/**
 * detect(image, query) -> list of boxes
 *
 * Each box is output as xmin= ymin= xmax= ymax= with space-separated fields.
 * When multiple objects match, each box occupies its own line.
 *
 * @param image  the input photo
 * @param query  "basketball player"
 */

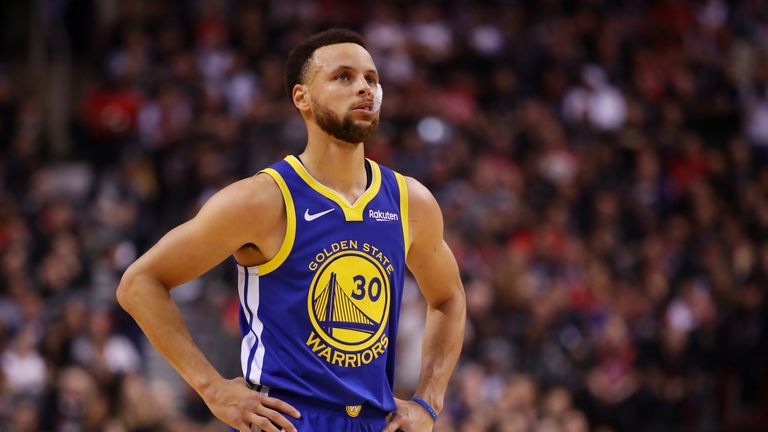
xmin=117 ymin=29 xmax=466 ymax=432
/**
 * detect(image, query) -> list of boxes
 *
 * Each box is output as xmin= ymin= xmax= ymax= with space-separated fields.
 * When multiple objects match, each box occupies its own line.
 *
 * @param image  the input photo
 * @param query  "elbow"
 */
xmin=116 ymin=265 xmax=171 ymax=313
xmin=450 ymin=286 xmax=467 ymax=328
xmin=451 ymin=282 xmax=467 ymax=310
xmin=455 ymin=288 xmax=467 ymax=324
xmin=434 ymin=285 xmax=467 ymax=319
xmin=115 ymin=268 xmax=137 ymax=312
xmin=116 ymin=266 xmax=156 ymax=313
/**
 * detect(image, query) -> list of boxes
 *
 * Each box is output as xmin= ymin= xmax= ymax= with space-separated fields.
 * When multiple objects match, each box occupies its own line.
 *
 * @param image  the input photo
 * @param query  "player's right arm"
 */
xmin=116 ymin=174 xmax=300 ymax=432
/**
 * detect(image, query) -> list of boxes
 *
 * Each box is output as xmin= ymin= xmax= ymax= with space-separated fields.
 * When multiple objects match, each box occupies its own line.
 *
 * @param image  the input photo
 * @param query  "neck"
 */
xmin=299 ymin=124 xmax=368 ymax=203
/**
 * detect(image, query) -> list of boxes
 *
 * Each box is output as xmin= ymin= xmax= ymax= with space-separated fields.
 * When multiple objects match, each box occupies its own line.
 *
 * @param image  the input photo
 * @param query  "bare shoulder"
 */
xmin=212 ymin=173 xmax=282 ymax=211
xmin=197 ymin=172 xmax=285 ymax=241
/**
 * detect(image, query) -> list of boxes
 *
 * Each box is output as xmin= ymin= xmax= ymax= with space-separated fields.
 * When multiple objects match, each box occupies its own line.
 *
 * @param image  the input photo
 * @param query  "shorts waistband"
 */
xmin=250 ymin=384 xmax=390 ymax=420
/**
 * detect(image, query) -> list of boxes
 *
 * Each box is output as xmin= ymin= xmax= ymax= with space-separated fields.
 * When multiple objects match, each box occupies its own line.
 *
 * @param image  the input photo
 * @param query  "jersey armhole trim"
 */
xmin=395 ymin=172 xmax=411 ymax=256
xmin=256 ymin=168 xmax=296 ymax=276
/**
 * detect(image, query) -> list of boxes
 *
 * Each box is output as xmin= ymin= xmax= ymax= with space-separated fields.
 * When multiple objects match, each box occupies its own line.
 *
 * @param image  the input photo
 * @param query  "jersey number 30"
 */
xmin=352 ymin=275 xmax=383 ymax=301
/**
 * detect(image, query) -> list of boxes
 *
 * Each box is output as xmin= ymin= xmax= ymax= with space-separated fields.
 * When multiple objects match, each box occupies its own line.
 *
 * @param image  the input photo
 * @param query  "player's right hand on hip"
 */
xmin=201 ymin=377 xmax=301 ymax=432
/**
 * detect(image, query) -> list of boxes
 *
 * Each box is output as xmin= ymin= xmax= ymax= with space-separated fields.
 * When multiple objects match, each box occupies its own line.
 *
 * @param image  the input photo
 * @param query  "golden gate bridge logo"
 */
xmin=307 ymin=250 xmax=390 ymax=353
xmin=313 ymin=272 xmax=378 ymax=339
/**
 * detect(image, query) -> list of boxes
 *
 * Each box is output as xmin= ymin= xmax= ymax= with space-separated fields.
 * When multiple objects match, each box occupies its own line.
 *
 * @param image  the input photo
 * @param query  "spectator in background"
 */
xmin=562 ymin=65 xmax=626 ymax=132
xmin=1 ymin=0 xmax=768 ymax=430
xmin=1 ymin=325 xmax=46 ymax=396
xmin=71 ymin=307 xmax=141 ymax=377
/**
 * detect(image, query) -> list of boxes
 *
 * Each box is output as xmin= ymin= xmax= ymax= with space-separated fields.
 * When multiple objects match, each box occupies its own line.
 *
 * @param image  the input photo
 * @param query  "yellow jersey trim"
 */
xmin=395 ymin=172 xmax=411 ymax=255
xmin=284 ymin=155 xmax=381 ymax=222
xmin=256 ymin=168 xmax=296 ymax=276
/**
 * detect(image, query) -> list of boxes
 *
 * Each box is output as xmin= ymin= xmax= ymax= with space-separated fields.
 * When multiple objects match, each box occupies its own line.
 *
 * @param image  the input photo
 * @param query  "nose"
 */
xmin=356 ymin=77 xmax=373 ymax=96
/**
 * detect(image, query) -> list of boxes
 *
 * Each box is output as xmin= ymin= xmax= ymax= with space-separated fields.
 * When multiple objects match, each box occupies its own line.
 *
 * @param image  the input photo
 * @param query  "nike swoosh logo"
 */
xmin=304 ymin=208 xmax=335 ymax=221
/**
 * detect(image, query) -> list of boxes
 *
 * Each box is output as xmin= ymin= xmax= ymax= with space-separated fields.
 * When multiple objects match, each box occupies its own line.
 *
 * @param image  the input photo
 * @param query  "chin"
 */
xmin=353 ymin=118 xmax=376 ymax=126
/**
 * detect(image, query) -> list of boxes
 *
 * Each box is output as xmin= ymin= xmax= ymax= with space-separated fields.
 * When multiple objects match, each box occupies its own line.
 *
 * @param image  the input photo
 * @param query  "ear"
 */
xmin=292 ymin=84 xmax=310 ymax=112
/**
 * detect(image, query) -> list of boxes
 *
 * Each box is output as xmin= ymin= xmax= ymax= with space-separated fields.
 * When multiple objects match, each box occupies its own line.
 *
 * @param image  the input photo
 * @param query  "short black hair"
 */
xmin=284 ymin=28 xmax=367 ymax=98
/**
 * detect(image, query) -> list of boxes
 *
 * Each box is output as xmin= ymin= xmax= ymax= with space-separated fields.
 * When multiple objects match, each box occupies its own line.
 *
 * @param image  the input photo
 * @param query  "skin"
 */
xmin=117 ymin=42 xmax=466 ymax=432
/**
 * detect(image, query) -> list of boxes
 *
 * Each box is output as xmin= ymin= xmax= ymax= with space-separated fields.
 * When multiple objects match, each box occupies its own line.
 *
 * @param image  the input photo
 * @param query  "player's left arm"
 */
xmin=383 ymin=177 xmax=466 ymax=432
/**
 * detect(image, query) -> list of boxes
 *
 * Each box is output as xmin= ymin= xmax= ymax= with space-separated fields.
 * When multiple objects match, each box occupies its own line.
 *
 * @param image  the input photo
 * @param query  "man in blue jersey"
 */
xmin=117 ymin=28 xmax=466 ymax=432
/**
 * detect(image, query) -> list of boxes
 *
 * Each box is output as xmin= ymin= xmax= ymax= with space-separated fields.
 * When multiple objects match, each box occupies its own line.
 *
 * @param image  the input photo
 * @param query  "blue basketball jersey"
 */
xmin=236 ymin=155 xmax=410 ymax=418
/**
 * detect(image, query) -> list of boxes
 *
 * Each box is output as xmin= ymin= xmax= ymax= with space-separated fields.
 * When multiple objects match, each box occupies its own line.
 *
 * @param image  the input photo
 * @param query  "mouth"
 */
xmin=352 ymin=101 xmax=375 ymax=112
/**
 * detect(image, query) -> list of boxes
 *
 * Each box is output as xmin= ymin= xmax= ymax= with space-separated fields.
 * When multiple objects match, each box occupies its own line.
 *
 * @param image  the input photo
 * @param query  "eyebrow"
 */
xmin=330 ymin=65 xmax=379 ymax=77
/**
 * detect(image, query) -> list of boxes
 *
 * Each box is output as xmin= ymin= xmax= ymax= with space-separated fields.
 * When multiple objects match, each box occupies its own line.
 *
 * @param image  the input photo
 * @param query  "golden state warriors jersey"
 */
xmin=237 ymin=155 xmax=409 ymax=414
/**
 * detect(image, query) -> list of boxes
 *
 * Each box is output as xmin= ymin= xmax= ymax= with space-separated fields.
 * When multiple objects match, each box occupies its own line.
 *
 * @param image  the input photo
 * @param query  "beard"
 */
xmin=312 ymin=99 xmax=379 ymax=144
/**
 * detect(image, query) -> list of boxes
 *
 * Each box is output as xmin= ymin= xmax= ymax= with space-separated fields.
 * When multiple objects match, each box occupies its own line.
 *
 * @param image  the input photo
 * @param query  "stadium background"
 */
xmin=1 ymin=0 xmax=767 ymax=430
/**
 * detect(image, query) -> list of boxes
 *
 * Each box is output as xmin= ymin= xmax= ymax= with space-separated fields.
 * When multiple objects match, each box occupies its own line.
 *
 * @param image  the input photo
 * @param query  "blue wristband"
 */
xmin=410 ymin=396 xmax=438 ymax=423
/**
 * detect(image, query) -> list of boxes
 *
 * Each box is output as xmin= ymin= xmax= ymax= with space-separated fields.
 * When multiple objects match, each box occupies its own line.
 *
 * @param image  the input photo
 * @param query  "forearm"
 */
xmin=116 ymin=271 xmax=222 ymax=396
xmin=413 ymin=290 xmax=466 ymax=413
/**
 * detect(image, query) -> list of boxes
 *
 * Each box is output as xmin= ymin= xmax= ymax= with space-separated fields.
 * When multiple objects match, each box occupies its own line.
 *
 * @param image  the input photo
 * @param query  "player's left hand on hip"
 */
xmin=381 ymin=398 xmax=435 ymax=432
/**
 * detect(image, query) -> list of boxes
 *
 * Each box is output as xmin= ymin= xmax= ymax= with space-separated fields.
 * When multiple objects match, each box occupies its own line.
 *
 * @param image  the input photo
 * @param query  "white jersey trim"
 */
xmin=238 ymin=265 xmax=266 ymax=385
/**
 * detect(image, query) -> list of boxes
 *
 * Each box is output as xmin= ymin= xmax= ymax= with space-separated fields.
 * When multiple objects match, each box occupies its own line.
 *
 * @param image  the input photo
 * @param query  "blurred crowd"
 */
xmin=1 ymin=0 xmax=768 ymax=431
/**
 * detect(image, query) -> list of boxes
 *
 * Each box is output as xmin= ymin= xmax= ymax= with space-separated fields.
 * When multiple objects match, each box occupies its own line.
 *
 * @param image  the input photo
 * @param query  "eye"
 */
xmin=366 ymin=76 xmax=376 ymax=85
xmin=337 ymin=73 xmax=349 ymax=81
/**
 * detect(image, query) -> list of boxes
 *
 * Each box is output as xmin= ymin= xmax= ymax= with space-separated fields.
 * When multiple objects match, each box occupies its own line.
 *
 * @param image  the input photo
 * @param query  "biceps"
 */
xmin=407 ymin=240 xmax=462 ymax=306
xmin=131 ymin=218 xmax=241 ymax=289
